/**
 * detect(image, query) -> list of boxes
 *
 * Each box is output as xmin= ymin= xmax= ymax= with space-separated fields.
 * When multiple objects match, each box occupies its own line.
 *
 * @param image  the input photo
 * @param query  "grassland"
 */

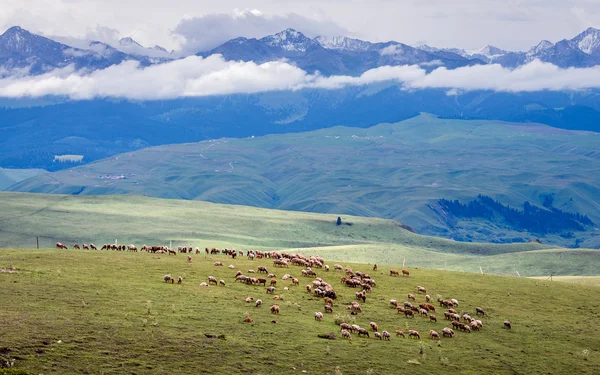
xmin=9 ymin=114 xmax=600 ymax=247
xmin=0 ymin=249 xmax=598 ymax=375
xmin=1 ymin=192 xmax=599 ymax=276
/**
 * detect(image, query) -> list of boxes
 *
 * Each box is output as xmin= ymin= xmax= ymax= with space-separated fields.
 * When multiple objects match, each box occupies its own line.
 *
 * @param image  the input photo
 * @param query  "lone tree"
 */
xmin=336 ymin=217 xmax=342 ymax=226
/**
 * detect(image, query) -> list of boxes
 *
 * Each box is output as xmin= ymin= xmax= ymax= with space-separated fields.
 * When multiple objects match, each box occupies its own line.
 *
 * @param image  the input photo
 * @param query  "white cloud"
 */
xmin=173 ymin=9 xmax=350 ymax=55
xmin=380 ymin=45 xmax=402 ymax=56
xmin=1 ymin=57 xmax=600 ymax=100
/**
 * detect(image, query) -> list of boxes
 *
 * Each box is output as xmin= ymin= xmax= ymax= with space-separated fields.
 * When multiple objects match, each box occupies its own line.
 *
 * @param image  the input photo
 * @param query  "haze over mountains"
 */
xmin=3 ymin=25 xmax=600 ymax=75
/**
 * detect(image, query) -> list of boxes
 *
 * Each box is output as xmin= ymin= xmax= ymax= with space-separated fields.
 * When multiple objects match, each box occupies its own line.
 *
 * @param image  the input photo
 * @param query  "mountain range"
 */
xmin=3 ymin=25 xmax=600 ymax=76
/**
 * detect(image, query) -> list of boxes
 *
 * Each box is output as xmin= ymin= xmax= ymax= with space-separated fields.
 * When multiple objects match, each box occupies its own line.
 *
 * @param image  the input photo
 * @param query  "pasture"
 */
xmin=0 ymin=248 xmax=599 ymax=374
xmin=3 ymin=192 xmax=600 ymax=276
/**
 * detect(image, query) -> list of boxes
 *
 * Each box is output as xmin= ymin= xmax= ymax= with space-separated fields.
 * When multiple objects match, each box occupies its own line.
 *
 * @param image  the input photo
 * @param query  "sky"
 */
xmin=1 ymin=0 xmax=600 ymax=54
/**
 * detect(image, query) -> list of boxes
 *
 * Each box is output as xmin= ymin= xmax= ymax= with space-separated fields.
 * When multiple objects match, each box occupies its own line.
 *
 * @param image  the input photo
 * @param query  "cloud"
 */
xmin=173 ymin=9 xmax=351 ymax=55
xmin=1 ymin=57 xmax=600 ymax=100
xmin=379 ymin=45 xmax=402 ymax=56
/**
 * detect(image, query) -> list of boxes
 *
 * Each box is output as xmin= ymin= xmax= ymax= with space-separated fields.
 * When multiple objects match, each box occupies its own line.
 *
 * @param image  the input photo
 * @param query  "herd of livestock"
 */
xmin=70 ymin=242 xmax=517 ymax=342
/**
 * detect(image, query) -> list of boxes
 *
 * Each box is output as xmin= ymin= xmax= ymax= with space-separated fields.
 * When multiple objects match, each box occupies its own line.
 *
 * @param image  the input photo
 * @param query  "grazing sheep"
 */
xmin=163 ymin=275 xmax=172 ymax=283
xmin=390 ymin=299 xmax=398 ymax=308
xmin=306 ymin=285 xmax=312 ymax=293
xmin=370 ymin=322 xmax=379 ymax=332
xmin=417 ymin=286 xmax=426 ymax=293
xmin=229 ymin=265 xmax=235 ymax=269
xmin=245 ymin=297 xmax=254 ymax=303
xmin=476 ymin=307 xmax=485 ymax=316
xmin=374 ymin=332 xmax=383 ymax=340
xmin=199 ymin=282 xmax=209 ymax=287
xmin=464 ymin=325 xmax=471 ymax=333
xmin=243 ymin=317 xmax=253 ymax=323
xmin=470 ymin=321 xmax=481 ymax=331
xmin=187 ymin=255 xmax=192 ymax=263
xmin=429 ymin=314 xmax=437 ymax=323
xmin=442 ymin=327 xmax=455 ymax=338
xmin=390 ymin=269 xmax=400 ymax=276
xmin=214 ymin=261 xmax=223 ymax=266
xmin=270 ymin=278 xmax=277 ymax=286
xmin=408 ymin=293 xmax=416 ymax=301
xmin=73 ymin=243 xmax=80 ymax=249
xmin=314 ymin=312 xmax=324 ymax=321
xmin=504 ymin=320 xmax=512 ymax=329
xmin=248 ymin=269 xmax=255 ymax=274
xmin=404 ymin=310 xmax=414 ymax=318
xmin=450 ymin=298 xmax=459 ymax=306
xmin=357 ymin=328 xmax=370 ymax=338
xmin=177 ymin=276 xmax=183 ymax=284
xmin=395 ymin=330 xmax=406 ymax=338
xmin=351 ymin=324 xmax=361 ymax=333
xmin=219 ymin=280 xmax=226 ymax=286
xmin=270 ymin=304 xmax=280 ymax=314
xmin=419 ymin=308 xmax=428 ymax=317
xmin=255 ymin=299 xmax=263 ymax=307
xmin=341 ymin=329 xmax=352 ymax=340
xmin=429 ymin=330 xmax=440 ymax=339
xmin=324 ymin=265 xmax=330 ymax=271
xmin=402 ymin=269 xmax=409 ymax=277
xmin=292 ymin=278 xmax=300 ymax=286
xmin=266 ymin=286 xmax=275 ymax=294
xmin=208 ymin=276 xmax=218 ymax=285
xmin=340 ymin=323 xmax=352 ymax=331
xmin=324 ymin=297 xmax=334 ymax=306
xmin=463 ymin=314 xmax=473 ymax=323
xmin=90 ymin=243 xmax=97 ymax=250
xmin=324 ymin=305 xmax=333 ymax=313
xmin=408 ymin=330 xmax=420 ymax=339
xmin=373 ymin=264 xmax=378 ymax=271
xmin=425 ymin=294 xmax=431 ymax=302
xmin=382 ymin=331 xmax=391 ymax=341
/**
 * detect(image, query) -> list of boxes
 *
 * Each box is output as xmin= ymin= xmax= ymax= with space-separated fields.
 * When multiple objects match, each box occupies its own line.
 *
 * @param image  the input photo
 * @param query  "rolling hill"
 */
xmin=9 ymin=115 xmax=600 ymax=248
xmin=1 ymin=192 xmax=599 ymax=276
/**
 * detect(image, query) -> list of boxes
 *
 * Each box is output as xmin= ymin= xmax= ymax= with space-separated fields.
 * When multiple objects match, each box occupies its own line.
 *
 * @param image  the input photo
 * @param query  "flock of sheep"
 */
xmin=154 ymin=247 xmax=512 ymax=342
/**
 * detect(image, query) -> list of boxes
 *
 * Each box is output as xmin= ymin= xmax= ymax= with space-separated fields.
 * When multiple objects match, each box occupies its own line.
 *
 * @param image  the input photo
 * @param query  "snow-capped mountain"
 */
xmin=260 ymin=28 xmax=318 ymax=52
xmin=118 ymin=37 xmax=172 ymax=58
xmin=314 ymin=36 xmax=373 ymax=52
xmin=571 ymin=27 xmax=600 ymax=55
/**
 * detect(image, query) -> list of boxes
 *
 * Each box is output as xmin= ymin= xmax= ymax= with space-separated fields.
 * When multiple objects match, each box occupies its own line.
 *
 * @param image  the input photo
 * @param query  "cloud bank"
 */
xmin=1 ymin=57 xmax=600 ymax=100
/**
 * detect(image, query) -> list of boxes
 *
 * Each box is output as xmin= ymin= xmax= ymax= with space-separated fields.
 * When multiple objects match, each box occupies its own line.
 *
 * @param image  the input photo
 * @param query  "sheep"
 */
xmin=324 ymin=265 xmax=330 ymax=271
xmin=417 ymin=286 xmax=426 ymax=293
xmin=419 ymin=308 xmax=429 ymax=317
xmin=214 ymin=261 xmax=223 ymax=266
xmin=470 ymin=321 xmax=481 ymax=331
xmin=341 ymin=329 xmax=352 ymax=340
xmin=357 ymin=328 xmax=370 ymax=338
xmin=324 ymin=297 xmax=334 ymax=306
xmin=266 ymin=286 xmax=275 ymax=294
xmin=402 ymin=269 xmax=410 ymax=276
xmin=219 ymin=280 xmax=226 ymax=286
xmin=248 ymin=269 xmax=255 ymax=273
xmin=243 ymin=317 xmax=253 ymax=323
xmin=382 ymin=331 xmax=391 ymax=341
xmin=408 ymin=293 xmax=416 ymax=301
xmin=504 ymin=320 xmax=512 ymax=329
xmin=374 ymin=332 xmax=383 ymax=340
xmin=245 ymin=296 xmax=254 ymax=303
xmin=373 ymin=264 xmax=378 ymax=271
xmin=429 ymin=330 xmax=440 ymax=339
xmin=463 ymin=314 xmax=473 ymax=323
xmin=270 ymin=304 xmax=280 ymax=314
xmin=177 ymin=276 xmax=183 ymax=284
xmin=208 ymin=276 xmax=218 ymax=285
xmin=270 ymin=278 xmax=277 ymax=286
xmin=229 ymin=265 xmax=235 ymax=269
xmin=314 ymin=312 xmax=324 ymax=321
xmin=292 ymin=278 xmax=300 ymax=286
xmin=199 ymin=282 xmax=209 ymax=287
xmin=340 ymin=323 xmax=352 ymax=331
xmin=369 ymin=322 xmax=379 ymax=332
xmin=404 ymin=301 xmax=413 ymax=309
xmin=442 ymin=327 xmax=455 ymax=338
xmin=163 ymin=274 xmax=172 ymax=283
xmin=425 ymin=294 xmax=431 ymax=302
xmin=255 ymin=299 xmax=263 ymax=307
xmin=390 ymin=269 xmax=399 ymax=276
xmin=324 ymin=305 xmax=333 ymax=313
xmin=395 ymin=330 xmax=406 ymax=338
xmin=351 ymin=324 xmax=361 ymax=333
xmin=408 ymin=330 xmax=420 ymax=339
xmin=187 ymin=255 xmax=192 ymax=263
xmin=429 ymin=314 xmax=437 ymax=323
xmin=404 ymin=310 xmax=414 ymax=318
xmin=476 ymin=307 xmax=485 ymax=316
xmin=450 ymin=298 xmax=459 ymax=306
xmin=390 ymin=299 xmax=398 ymax=308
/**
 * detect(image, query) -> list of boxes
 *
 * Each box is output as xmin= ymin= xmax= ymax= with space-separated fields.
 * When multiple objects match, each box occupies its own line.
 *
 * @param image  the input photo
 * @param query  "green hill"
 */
xmin=1 ymin=192 xmax=599 ymax=276
xmin=0 ymin=167 xmax=45 ymax=190
xmin=0 ymin=249 xmax=598 ymax=374
xmin=8 ymin=114 xmax=600 ymax=247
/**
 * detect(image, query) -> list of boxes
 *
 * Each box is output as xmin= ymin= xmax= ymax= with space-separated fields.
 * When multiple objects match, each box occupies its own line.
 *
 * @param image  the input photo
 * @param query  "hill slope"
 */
xmin=10 ymin=115 xmax=600 ymax=248
xmin=1 ymin=192 xmax=599 ymax=276
xmin=0 ymin=249 xmax=599 ymax=374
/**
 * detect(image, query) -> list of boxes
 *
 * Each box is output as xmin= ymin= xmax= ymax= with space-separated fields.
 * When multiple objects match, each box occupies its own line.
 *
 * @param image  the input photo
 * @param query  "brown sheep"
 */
xmin=408 ymin=293 xmax=416 ymax=301
xmin=404 ymin=310 xmax=414 ymax=319
xmin=341 ymin=329 xmax=352 ymax=340
xmin=324 ymin=305 xmax=333 ymax=313
xmin=340 ymin=323 xmax=352 ymax=331
xmin=390 ymin=269 xmax=400 ymax=276
xmin=270 ymin=278 xmax=277 ymax=286
xmin=390 ymin=299 xmax=398 ymax=308
xmin=408 ymin=330 xmax=420 ymax=339
xmin=256 ymin=278 xmax=267 ymax=286
xmin=90 ymin=243 xmax=97 ymax=250
xmin=504 ymin=320 xmax=512 ymax=329
xmin=214 ymin=261 xmax=223 ymax=266
xmin=243 ymin=317 xmax=253 ymax=323
xmin=270 ymin=304 xmax=280 ymax=314
xmin=369 ymin=322 xmax=379 ymax=332
xmin=442 ymin=327 xmax=455 ymax=338
xmin=82 ymin=244 xmax=89 ymax=250
xmin=324 ymin=297 xmax=334 ymax=306
xmin=357 ymin=328 xmax=370 ymax=338
xmin=429 ymin=314 xmax=437 ymax=323
xmin=476 ymin=307 xmax=485 ymax=316
xmin=305 ymin=284 xmax=312 ymax=293
xmin=402 ymin=269 xmax=410 ymax=277
xmin=73 ymin=244 xmax=80 ymax=249
xmin=395 ymin=330 xmax=406 ymax=338
xmin=429 ymin=330 xmax=440 ymax=339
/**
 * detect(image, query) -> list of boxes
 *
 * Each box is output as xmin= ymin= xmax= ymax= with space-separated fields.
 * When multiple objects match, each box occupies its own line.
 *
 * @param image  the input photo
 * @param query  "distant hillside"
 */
xmin=3 ymin=192 xmax=599 ymax=277
xmin=0 ymin=167 xmax=45 ymax=190
xmin=9 ymin=115 xmax=600 ymax=248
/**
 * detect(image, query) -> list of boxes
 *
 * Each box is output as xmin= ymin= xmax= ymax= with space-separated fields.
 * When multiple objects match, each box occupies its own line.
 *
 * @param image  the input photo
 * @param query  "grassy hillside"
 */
xmin=0 ymin=249 xmax=598 ymax=374
xmin=9 ymin=114 xmax=600 ymax=248
xmin=1 ymin=192 xmax=599 ymax=276
xmin=0 ymin=167 xmax=44 ymax=190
